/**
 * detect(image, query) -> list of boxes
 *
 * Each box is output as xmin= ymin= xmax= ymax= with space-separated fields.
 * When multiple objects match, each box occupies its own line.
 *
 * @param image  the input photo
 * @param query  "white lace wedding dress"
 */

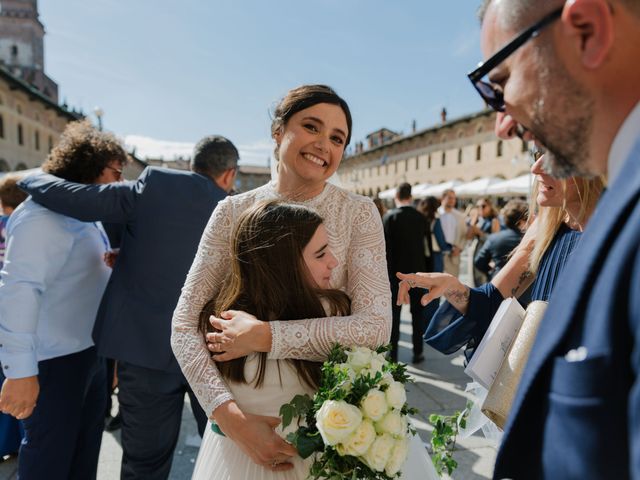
xmin=191 ymin=355 xmax=439 ymax=480
xmin=173 ymin=182 xmax=437 ymax=479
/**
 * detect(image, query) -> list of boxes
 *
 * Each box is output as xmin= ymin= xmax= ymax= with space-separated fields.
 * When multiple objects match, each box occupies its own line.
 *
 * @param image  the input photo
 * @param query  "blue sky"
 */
xmin=39 ymin=1 xmax=485 ymax=164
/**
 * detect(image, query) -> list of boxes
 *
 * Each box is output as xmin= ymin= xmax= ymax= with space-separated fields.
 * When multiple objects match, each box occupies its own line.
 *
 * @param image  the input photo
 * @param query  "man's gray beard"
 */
xmin=530 ymin=45 xmax=595 ymax=179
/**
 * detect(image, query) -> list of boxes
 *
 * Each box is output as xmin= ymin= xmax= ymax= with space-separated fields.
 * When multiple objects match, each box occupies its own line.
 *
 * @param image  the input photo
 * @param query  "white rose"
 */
xmin=360 ymin=389 xmax=388 ymax=421
xmin=375 ymin=411 xmax=406 ymax=437
xmin=315 ymin=400 xmax=362 ymax=446
xmin=335 ymin=419 xmax=376 ymax=457
xmin=363 ymin=433 xmax=395 ymax=472
xmin=385 ymin=438 xmax=410 ymax=476
xmin=347 ymin=347 xmax=373 ymax=372
xmin=385 ymin=381 xmax=407 ymax=410
xmin=368 ymin=352 xmax=387 ymax=375
xmin=380 ymin=372 xmax=394 ymax=386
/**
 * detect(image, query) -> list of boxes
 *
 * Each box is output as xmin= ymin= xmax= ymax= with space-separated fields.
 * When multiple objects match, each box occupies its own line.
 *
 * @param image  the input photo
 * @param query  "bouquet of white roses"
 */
xmin=279 ymin=344 xmax=418 ymax=479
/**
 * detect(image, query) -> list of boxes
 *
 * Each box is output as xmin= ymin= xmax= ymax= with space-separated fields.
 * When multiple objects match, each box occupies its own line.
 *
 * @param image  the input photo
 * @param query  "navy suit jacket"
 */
xmin=494 ymin=139 xmax=640 ymax=478
xmin=19 ymin=167 xmax=228 ymax=373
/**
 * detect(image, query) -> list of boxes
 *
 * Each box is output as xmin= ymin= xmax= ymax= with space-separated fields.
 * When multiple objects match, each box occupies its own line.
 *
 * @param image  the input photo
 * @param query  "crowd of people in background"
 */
xmin=0 ymin=0 xmax=638 ymax=479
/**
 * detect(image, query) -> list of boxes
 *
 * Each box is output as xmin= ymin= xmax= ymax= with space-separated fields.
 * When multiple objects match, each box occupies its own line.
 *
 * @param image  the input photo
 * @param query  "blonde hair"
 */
xmin=528 ymin=176 xmax=604 ymax=273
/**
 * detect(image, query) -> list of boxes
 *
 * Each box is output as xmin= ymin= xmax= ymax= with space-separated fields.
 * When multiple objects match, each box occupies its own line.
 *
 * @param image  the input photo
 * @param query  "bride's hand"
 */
xmin=213 ymin=400 xmax=297 ymax=471
xmin=396 ymin=271 xmax=471 ymax=314
xmin=206 ymin=310 xmax=272 ymax=361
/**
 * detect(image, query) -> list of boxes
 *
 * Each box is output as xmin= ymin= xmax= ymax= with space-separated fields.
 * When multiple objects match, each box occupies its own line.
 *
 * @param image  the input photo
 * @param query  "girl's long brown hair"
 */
xmin=199 ymin=200 xmax=350 ymax=389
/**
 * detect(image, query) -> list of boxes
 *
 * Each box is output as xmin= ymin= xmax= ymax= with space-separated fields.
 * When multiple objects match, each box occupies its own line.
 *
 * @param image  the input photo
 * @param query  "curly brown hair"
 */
xmin=42 ymin=120 xmax=128 ymax=183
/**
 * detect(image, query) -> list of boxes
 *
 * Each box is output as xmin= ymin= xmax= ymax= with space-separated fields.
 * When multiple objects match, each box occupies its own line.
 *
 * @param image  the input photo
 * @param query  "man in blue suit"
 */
xmin=19 ymin=135 xmax=239 ymax=479
xmin=470 ymin=0 xmax=640 ymax=478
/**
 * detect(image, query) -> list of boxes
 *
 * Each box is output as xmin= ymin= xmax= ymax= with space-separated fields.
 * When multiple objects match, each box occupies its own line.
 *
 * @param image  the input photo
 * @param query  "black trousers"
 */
xmin=117 ymin=361 xmax=208 ymax=480
xmin=390 ymin=280 xmax=427 ymax=361
xmin=19 ymin=347 xmax=107 ymax=480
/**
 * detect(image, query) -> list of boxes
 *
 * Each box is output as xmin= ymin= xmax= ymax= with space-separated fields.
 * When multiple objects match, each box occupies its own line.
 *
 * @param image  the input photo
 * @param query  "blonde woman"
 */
xmin=396 ymin=154 xmax=604 ymax=358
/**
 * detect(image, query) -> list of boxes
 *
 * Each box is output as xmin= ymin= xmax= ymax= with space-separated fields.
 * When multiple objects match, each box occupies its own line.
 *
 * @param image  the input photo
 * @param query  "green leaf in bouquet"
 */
xmin=327 ymin=343 xmax=348 ymax=364
xmin=279 ymin=394 xmax=314 ymax=428
xmin=287 ymin=427 xmax=325 ymax=459
xmin=280 ymin=403 xmax=295 ymax=429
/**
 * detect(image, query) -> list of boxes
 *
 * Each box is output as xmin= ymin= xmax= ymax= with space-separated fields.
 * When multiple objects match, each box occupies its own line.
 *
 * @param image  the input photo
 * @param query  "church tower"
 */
xmin=0 ymin=0 xmax=58 ymax=102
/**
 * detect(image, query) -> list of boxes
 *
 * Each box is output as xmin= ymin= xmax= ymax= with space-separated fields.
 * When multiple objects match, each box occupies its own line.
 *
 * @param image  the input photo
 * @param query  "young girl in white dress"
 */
xmin=191 ymin=201 xmax=437 ymax=480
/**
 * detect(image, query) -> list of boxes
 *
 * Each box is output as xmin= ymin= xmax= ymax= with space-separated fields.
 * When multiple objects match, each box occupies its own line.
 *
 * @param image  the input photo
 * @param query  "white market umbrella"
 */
xmin=378 ymin=187 xmax=396 ymax=200
xmin=486 ymin=174 xmax=533 ymax=196
xmin=411 ymin=182 xmax=433 ymax=199
xmin=421 ymin=180 xmax=462 ymax=198
xmin=454 ymin=177 xmax=504 ymax=197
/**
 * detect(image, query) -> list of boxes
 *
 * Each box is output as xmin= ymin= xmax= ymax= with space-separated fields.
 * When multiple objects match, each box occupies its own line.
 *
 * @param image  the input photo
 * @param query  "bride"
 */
xmin=171 ymin=85 xmax=436 ymax=478
xmin=191 ymin=200 xmax=436 ymax=479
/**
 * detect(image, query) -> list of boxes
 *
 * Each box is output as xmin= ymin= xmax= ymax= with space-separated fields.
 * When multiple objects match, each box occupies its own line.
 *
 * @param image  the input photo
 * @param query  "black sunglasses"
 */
xmin=467 ymin=7 xmax=563 ymax=112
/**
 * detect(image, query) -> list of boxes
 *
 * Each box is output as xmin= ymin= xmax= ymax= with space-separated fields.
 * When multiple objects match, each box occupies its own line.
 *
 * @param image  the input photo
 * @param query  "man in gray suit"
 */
xmin=19 ymin=135 xmax=239 ymax=479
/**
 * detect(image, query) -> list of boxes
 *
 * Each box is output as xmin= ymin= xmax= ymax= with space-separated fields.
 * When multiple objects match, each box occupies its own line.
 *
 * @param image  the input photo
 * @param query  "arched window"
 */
xmin=457 ymin=149 xmax=463 ymax=164
xmin=15 ymin=162 xmax=27 ymax=171
xmin=17 ymin=124 xmax=24 ymax=146
xmin=497 ymin=140 xmax=503 ymax=157
xmin=48 ymin=135 xmax=54 ymax=152
xmin=415 ymin=157 xmax=419 ymax=170
xmin=476 ymin=145 xmax=482 ymax=161
xmin=428 ymin=155 xmax=432 ymax=169
xmin=35 ymin=130 xmax=40 ymax=150
xmin=441 ymin=151 xmax=446 ymax=166
xmin=0 ymin=159 xmax=9 ymax=172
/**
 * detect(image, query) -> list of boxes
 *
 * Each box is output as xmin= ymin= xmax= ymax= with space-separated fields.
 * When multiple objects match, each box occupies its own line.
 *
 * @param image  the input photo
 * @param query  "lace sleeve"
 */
xmin=269 ymin=200 xmax=392 ymax=361
xmin=171 ymin=199 xmax=235 ymax=417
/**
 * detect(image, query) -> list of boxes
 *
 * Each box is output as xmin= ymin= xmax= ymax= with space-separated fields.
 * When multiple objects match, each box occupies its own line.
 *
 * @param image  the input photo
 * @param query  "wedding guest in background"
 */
xmin=474 ymin=199 xmax=528 ymax=279
xmin=465 ymin=0 xmax=640 ymax=477
xmin=384 ymin=182 xmax=428 ymax=363
xmin=0 ymin=120 xmax=127 ymax=479
xmin=467 ymin=197 xmax=502 ymax=285
xmin=437 ymin=189 xmax=466 ymax=277
xmin=0 ymin=173 xmax=28 ymax=460
xmin=416 ymin=196 xmax=450 ymax=324
xmin=18 ymin=135 xmax=239 ymax=479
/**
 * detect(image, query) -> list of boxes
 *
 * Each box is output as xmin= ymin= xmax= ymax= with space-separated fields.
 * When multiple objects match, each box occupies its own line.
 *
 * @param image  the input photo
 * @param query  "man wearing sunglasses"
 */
xmin=471 ymin=0 xmax=640 ymax=478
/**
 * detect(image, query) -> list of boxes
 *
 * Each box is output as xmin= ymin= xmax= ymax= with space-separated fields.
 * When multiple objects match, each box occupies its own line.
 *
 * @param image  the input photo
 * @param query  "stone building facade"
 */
xmin=338 ymin=109 xmax=532 ymax=197
xmin=0 ymin=0 xmax=81 ymax=172
xmin=0 ymin=67 xmax=80 ymax=171
xmin=0 ymin=0 xmax=58 ymax=101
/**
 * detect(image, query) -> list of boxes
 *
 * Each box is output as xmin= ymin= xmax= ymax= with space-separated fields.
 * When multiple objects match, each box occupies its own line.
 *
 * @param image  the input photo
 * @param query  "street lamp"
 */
xmin=94 ymin=106 xmax=104 ymax=131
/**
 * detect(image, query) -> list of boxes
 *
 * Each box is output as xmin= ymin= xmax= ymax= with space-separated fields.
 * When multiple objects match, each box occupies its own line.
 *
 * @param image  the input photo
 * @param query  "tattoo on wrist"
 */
xmin=511 ymin=270 xmax=533 ymax=297
xmin=445 ymin=287 xmax=470 ymax=308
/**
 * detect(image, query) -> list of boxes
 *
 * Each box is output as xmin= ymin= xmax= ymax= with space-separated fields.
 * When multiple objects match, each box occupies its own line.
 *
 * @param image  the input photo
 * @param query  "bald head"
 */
xmin=479 ymin=0 xmax=640 ymax=30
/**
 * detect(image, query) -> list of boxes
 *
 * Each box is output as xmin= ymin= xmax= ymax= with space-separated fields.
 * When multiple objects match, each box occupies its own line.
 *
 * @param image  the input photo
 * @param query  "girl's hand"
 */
xmin=206 ymin=310 xmax=272 ymax=361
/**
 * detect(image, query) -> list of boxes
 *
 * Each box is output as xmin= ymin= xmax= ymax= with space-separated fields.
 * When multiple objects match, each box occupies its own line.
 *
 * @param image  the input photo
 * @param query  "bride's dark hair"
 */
xmin=199 ymin=200 xmax=350 ymax=389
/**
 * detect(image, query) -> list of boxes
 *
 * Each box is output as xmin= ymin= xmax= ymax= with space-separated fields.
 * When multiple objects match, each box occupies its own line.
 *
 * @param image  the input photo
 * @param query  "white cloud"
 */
xmin=123 ymin=135 xmax=272 ymax=166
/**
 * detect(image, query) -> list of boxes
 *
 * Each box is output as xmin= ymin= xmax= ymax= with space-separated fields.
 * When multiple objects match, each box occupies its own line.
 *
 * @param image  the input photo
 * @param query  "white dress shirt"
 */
xmin=609 ymin=101 xmax=640 ymax=184
xmin=0 ymin=199 xmax=111 ymax=378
